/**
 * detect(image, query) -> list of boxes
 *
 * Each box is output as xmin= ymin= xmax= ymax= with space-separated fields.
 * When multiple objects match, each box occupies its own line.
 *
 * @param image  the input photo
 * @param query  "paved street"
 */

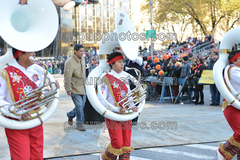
xmin=0 ymin=74 xmax=233 ymax=160
xmin=46 ymin=142 xmax=239 ymax=160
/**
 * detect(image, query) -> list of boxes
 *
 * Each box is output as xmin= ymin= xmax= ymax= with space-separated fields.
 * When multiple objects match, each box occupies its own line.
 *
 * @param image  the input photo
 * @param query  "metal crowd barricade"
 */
xmin=174 ymin=78 xmax=192 ymax=104
xmin=144 ymin=75 xmax=209 ymax=104
xmin=144 ymin=76 xmax=175 ymax=103
xmin=159 ymin=77 xmax=175 ymax=103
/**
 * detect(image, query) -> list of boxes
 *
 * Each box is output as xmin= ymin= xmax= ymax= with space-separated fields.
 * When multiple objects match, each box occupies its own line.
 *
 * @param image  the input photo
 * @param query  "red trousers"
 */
xmin=105 ymin=118 xmax=132 ymax=149
xmin=224 ymin=105 xmax=240 ymax=143
xmin=5 ymin=124 xmax=44 ymax=160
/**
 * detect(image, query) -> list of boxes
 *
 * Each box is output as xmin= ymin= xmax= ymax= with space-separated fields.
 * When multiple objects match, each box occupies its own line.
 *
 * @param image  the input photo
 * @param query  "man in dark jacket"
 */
xmin=206 ymin=51 xmax=220 ymax=106
xmin=179 ymin=56 xmax=191 ymax=95
xmin=180 ymin=56 xmax=191 ymax=78
xmin=124 ymin=56 xmax=145 ymax=124
xmin=125 ymin=57 xmax=146 ymax=79
xmin=162 ymin=56 xmax=170 ymax=76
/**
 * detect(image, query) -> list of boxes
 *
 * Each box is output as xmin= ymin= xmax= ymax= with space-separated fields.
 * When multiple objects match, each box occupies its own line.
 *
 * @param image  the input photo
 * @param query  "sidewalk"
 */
xmin=0 ymin=75 xmax=231 ymax=159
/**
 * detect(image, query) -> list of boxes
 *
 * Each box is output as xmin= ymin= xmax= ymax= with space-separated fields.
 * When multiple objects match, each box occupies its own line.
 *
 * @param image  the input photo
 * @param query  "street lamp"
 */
xmin=150 ymin=0 xmax=153 ymax=58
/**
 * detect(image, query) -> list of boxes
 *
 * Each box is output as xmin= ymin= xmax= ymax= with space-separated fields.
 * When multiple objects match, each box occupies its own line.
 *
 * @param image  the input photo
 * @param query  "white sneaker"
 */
xmin=216 ymin=149 xmax=226 ymax=160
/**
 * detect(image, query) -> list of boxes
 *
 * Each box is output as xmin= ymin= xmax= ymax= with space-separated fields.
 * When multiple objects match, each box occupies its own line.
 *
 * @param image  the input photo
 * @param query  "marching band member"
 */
xmin=0 ymin=48 xmax=44 ymax=160
xmin=97 ymin=52 xmax=138 ymax=160
xmin=217 ymin=50 xmax=240 ymax=160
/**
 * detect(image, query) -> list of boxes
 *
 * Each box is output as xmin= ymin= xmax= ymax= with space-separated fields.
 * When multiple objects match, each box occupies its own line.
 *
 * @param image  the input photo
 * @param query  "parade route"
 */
xmin=0 ymin=75 xmax=232 ymax=159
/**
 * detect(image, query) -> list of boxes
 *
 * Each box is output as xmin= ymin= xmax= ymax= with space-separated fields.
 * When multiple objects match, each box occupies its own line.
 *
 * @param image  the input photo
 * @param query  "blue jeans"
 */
xmin=67 ymin=94 xmax=86 ymax=126
xmin=210 ymin=84 xmax=220 ymax=104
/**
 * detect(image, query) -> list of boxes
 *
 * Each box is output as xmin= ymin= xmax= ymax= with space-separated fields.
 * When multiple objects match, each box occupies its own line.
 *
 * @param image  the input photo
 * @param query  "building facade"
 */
xmin=72 ymin=0 xmax=132 ymax=49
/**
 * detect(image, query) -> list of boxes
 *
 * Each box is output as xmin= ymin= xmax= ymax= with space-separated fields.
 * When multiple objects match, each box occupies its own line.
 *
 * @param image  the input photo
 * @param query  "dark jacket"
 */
xmin=124 ymin=59 xmax=146 ymax=78
xmin=180 ymin=60 xmax=191 ymax=78
xmin=162 ymin=58 xmax=170 ymax=72
xmin=196 ymin=63 xmax=206 ymax=90
xmin=168 ymin=66 xmax=181 ymax=78
xmin=187 ymin=67 xmax=199 ymax=78
xmin=154 ymin=61 xmax=163 ymax=67
xmin=195 ymin=63 xmax=206 ymax=77
xmin=206 ymin=58 xmax=218 ymax=70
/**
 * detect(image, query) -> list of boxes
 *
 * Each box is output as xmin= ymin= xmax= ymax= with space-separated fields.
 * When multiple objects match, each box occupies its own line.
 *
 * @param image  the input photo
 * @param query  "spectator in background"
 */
xmin=186 ymin=62 xmax=198 ymax=102
xmin=167 ymin=58 xmax=181 ymax=97
xmin=53 ymin=61 xmax=58 ymax=74
xmin=145 ymin=59 xmax=152 ymax=76
xmin=153 ymin=57 xmax=162 ymax=67
xmin=162 ymin=54 xmax=170 ymax=76
xmin=159 ymin=55 xmax=164 ymax=64
xmin=191 ymin=55 xmax=198 ymax=63
xmin=180 ymin=56 xmax=191 ymax=95
xmin=187 ymin=62 xmax=198 ymax=89
xmin=85 ymin=58 xmax=90 ymax=77
xmin=194 ymin=58 xmax=206 ymax=105
xmin=143 ymin=56 xmax=148 ymax=69
xmin=207 ymin=51 xmax=220 ymax=106
xmin=180 ymin=56 xmax=191 ymax=78
xmin=61 ymin=60 xmax=65 ymax=74
xmin=56 ymin=61 xmax=60 ymax=74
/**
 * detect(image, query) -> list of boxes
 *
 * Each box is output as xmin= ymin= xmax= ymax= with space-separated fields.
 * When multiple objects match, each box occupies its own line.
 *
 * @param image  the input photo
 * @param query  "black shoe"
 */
xmin=210 ymin=103 xmax=215 ymax=106
xmin=214 ymin=104 xmax=220 ymax=106
xmin=198 ymin=101 xmax=204 ymax=104
xmin=194 ymin=101 xmax=198 ymax=105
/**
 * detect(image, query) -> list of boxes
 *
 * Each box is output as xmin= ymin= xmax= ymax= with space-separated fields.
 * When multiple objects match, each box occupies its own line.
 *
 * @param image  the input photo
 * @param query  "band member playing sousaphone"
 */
xmin=0 ymin=48 xmax=44 ymax=160
xmin=97 ymin=52 xmax=138 ymax=160
xmin=217 ymin=50 xmax=240 ymax=160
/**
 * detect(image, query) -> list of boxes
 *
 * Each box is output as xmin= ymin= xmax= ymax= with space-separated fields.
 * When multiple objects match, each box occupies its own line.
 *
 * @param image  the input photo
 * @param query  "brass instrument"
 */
xmin=9 ymin=61 xmax=58 ymax=119
xmin=117 ymin=68 xmax=146 ymax=109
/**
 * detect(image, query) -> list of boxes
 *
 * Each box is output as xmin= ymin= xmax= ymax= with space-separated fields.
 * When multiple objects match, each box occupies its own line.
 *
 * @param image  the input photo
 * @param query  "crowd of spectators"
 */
xmin=38 ymin=37 xmax=240 ymax=105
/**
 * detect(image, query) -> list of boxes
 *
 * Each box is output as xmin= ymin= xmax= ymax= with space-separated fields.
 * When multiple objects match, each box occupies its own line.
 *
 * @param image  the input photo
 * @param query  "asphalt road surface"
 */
xmin=46 ymin=141 xmax=237 ymax=160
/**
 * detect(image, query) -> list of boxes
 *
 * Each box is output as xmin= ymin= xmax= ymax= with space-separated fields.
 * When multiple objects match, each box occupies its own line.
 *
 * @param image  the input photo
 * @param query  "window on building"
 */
xmin=88 ymin=4 xmax=93 ymax=21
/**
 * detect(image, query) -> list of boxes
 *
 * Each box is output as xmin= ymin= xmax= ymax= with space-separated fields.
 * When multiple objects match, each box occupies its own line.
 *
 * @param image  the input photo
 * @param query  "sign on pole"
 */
xmin=146 ymin=30 xmax=156 ymax=38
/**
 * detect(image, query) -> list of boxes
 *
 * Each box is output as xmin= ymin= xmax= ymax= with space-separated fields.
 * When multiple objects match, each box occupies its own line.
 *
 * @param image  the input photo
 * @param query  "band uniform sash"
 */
xmin=1 ymin=66 xmax=40 ymax=112
xmin=103 ymin=73 xmax=129 ymax=108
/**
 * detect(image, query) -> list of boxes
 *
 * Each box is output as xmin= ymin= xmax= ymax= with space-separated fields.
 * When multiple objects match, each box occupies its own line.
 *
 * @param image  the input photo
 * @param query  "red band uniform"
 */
xmin=97 ymin=53 xmax=135 ymax=160
xmin=0 ymin=53 xmax=44 ymax=160
xmin=218 ymin=50 xmax=240 ymax=160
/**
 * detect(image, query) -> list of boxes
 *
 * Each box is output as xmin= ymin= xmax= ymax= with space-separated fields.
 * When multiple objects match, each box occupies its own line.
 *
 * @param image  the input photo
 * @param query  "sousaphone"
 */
xmin=213 ymin=26 xmax=240 ymax=109
xmin=0 ymin=0 xmax=59 ymax=129
xmin=86 ymin=10 xmax=145 ymax=121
